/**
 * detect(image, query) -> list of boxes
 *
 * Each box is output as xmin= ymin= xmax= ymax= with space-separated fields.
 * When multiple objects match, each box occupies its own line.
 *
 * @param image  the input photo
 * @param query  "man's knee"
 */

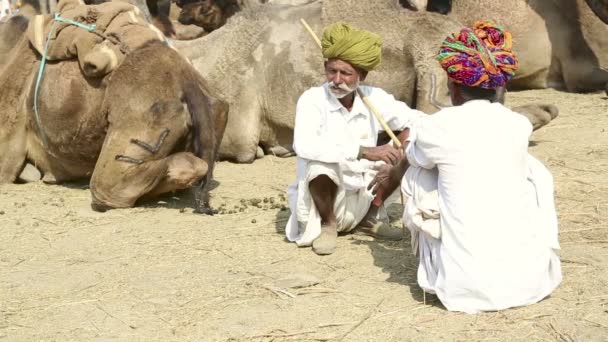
xmin=309 ymin=174 xmax=337 ymax=189
xmin=306 ymin=161 xmax=341 ymax=186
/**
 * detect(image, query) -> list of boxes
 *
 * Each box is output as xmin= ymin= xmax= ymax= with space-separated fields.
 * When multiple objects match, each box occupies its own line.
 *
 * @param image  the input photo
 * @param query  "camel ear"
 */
xmin=183 ymin=81 xmax=228 ymax=215
xmin=184 ymin=82 xmax=213 ymax=159
xmin=183 ymin=81 xmax=228 ymax=162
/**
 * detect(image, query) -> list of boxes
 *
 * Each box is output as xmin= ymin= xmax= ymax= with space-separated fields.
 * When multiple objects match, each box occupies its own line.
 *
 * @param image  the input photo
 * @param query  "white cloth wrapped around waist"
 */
xmin=285 ymin=161 xmax=376 ymax=247
xmin=401 ymin=166 xmax=440 ymax=255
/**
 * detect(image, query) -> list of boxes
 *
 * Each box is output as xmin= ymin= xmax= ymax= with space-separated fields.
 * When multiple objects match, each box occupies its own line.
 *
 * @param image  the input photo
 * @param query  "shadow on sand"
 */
xmin=274 ymin=201 xmax=445 ymax=307
xmin=137 ymin=179 xmax=221 ymax=211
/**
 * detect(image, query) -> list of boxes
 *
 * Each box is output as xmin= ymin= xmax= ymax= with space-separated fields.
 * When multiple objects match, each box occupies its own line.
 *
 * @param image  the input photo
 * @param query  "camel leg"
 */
xmin=566 ymin=66 xmax=608 ymax=93
xmin=145 ymin=152 xmax=208 ymax=198
xmin=267 ymin=145 xmax=296 ymax=158
xmin=0 ymin=37 xmax=35 ymax=183
xmin=218 ymin=97 xmax=261 ymax=163
xmin=0 ymin=118 xmax=26 ymax=183
xmin=512 ymin=104 xmax=559 ymax=131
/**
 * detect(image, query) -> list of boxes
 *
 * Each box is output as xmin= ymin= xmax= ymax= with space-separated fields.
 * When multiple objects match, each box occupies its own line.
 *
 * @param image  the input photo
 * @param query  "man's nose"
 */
xmin=333 ymin=73 xmax=342 ymax=84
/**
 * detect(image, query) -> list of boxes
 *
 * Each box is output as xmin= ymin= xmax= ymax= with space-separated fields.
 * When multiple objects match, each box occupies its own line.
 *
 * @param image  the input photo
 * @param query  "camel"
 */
xmin=175 ymin=0 xmax=270 ymax=32
xmin=399 ymin=0 xmax=451 ymax=14
xmin=175 ymin=0 xmax=312 ymax=34
xmin=0 ymin=13 xmax=28 ymax=66
xmin=15 ymin=0 xmax=205 ymax=40
xmin=173 ymin=0 xmax=559 ymax=163
xmin=177 ymin=0 xmax=242 ymax=32
xmin=400 ymin=0 xmax=608 ymax=93
xmin=0 ymin=19 xmax=228 ymax=214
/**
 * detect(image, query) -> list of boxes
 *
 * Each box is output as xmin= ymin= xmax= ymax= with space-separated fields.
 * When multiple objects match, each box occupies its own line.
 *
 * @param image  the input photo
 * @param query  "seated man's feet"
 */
xmin=353 ymin=216 xmax=403 ymax=241
xmin=313 ymin=223 xmax=338 ymax=255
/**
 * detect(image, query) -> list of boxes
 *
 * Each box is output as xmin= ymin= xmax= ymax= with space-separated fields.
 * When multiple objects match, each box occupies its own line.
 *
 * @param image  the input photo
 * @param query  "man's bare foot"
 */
xmin=312 ymin=224 xmax=338 ymax=255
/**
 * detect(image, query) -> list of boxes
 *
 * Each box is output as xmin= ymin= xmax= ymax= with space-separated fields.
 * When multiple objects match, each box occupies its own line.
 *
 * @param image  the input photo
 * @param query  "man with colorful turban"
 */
xmin=369 ymin=21 xmax=562 ymax=313
xmin=284 ymin=22 xmax=425 ymax=255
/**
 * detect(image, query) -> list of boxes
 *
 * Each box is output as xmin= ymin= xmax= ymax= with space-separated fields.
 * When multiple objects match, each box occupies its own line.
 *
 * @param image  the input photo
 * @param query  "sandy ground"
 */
xmin=1 ymin=89 xmax=607 ymax=341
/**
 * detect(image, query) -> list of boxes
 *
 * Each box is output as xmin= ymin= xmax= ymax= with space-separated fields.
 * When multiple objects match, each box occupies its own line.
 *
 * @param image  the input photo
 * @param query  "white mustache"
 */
xmin=328 ymin=81 xmax=355 ymax=93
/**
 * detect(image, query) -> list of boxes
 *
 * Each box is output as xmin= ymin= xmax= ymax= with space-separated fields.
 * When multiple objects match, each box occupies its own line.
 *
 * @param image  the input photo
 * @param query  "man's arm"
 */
xmin=359 ymin=127 xmax=410 ymax=165
xmin=367 ymin=141 xmax=410 ymax=195
xmin=371 ymin=88 xmax=426 ymax=133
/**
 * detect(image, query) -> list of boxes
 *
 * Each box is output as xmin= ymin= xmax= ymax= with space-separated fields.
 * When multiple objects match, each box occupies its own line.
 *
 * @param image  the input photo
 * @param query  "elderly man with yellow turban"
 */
xmin=284 ymin=22 xmax=425 ymax=255
xmin=369 ymin=21 xmax=562 ymax=313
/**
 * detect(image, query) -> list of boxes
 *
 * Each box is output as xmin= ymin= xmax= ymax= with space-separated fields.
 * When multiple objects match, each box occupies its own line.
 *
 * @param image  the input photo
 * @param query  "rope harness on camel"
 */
xmin=30 ymin=0 xmax=165 ymax=149
xmin=33 ymin=13 xmax=97 ymax=148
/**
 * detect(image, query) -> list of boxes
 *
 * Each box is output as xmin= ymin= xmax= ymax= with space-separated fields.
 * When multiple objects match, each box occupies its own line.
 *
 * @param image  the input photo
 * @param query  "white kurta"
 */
xmin=285 ymin=83 xmax=424 ymax=246
xmin=403 ymin=100 xmax=562 ymax=314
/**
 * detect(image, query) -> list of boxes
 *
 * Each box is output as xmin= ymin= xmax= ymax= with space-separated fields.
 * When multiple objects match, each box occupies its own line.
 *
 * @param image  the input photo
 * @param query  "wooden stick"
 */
xmin=300 ymin=18 xmax=401 ymax=148
xmin=358 ymin=89 xmax=402 ymax=148
xmin=300 ymin=18 xmax=322 ymax=49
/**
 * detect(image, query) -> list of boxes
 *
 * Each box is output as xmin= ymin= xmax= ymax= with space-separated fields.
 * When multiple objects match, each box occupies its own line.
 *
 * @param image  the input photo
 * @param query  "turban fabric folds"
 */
xmin=321 ymin=22 xmax=383 ymax=71
xmin=437 ymin=20 xmax=519 ymax=89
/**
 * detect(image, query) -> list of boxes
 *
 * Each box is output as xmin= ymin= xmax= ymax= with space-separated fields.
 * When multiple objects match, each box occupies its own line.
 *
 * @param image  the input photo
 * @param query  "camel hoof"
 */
xmin=193 ymin=205 xmax=216 ymax=215
xmin=256 ymin=146 xmax=265 ymax=159
xmin=268 ymin=145 xmax=296 ymax=158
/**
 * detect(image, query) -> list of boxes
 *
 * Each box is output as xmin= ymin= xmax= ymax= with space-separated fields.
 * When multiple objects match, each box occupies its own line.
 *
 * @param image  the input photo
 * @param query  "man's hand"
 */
xmin=368 ymin=164 xmax=399 ymax=195
xmin=360 ymin=144 xmax=401 ymax=165
xmin=367 ymin=142 xmax=411 ymax=196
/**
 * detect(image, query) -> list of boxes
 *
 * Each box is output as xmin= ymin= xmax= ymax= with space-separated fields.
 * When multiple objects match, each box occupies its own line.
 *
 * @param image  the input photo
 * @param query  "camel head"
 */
xmin=398 ymin=0 xmax=453 ymax=14
xmin=89 ymin=42 xmax=228 ymax=212
xmin=178 ymin=0 xmax=226 ymax=32
xmin=90 ymin=98 xmax=209 ymax=211
xmin=398 ymin=0 xmax=428 ymax=11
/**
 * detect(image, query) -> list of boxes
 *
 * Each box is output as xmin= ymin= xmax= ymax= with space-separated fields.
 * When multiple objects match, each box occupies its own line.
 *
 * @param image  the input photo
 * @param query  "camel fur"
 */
xmin=0 ymin=25 xmax=228 ymax=213
xmin=173 ymin=0 xmax=559 ymax=163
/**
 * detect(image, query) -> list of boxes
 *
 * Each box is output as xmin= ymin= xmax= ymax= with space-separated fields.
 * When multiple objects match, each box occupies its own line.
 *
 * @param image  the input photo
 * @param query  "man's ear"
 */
xmin=448 ymin=80 xmax=462 ymax=105
xmin=358 ymin=69 xmax=368 ymax=81
xmin=495 ymin=86 xmax=506 ymax=104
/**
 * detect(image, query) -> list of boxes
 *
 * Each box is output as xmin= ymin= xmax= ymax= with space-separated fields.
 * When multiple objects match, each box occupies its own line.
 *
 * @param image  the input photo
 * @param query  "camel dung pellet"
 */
xmin=249 ymin=198 xmax=261 ymax=205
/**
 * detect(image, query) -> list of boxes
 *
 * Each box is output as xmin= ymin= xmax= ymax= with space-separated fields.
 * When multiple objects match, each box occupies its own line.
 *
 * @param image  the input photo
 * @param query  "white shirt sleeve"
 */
xmin=293 ymin=91 xmax=359 ymax=164
xmin=368 ymin=88 xmax=427 ymax=132
xmin=405 ymin=116 xmax=442 ymax=169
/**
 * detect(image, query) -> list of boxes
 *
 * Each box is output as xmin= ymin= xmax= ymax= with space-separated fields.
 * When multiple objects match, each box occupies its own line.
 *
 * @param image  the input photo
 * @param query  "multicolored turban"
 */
xmin=436 ymin=21 xmax=519 ymax=89
xmin=321 ymin=22 xmax=383 ymax=71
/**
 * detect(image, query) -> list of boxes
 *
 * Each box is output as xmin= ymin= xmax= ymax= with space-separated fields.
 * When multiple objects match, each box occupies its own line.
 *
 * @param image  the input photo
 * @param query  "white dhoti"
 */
xmin=285 ymin=161 xmax=375 ymax=247
xmin=402 ymin=155 xmax=562 ymax=314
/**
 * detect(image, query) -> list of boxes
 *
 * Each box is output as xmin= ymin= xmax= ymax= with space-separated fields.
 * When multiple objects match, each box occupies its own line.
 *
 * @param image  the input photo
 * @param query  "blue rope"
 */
xmin=52 ymin=12 xmax=97 ymax=31
xmin=32 ymin=13 xmax=96 ymax=148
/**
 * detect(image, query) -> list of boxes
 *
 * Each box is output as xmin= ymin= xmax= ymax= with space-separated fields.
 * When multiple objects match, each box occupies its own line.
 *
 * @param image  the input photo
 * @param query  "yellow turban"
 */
xmin=321 ymin=22 xmax=383 ymax=71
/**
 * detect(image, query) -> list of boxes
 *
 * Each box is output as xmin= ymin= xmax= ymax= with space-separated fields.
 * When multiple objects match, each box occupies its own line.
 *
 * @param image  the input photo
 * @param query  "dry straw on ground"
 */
xmin=1 ymin=89 xmax=607 ymax=340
